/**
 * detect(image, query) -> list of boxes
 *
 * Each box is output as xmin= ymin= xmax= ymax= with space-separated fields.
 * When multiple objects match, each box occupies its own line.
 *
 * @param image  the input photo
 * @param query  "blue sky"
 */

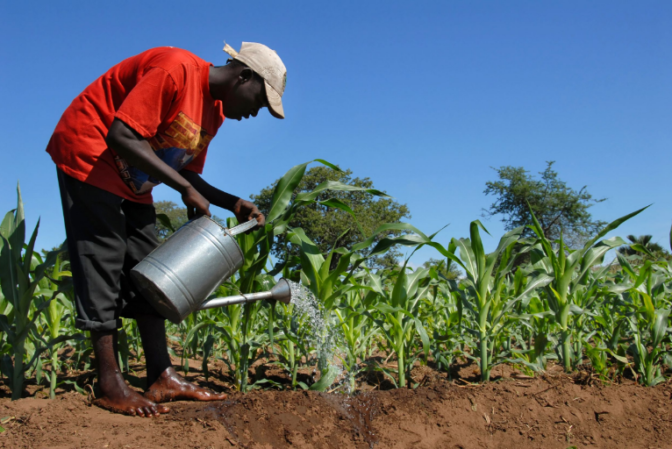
xmin=1 ymin=1 xmax=670 ymax=264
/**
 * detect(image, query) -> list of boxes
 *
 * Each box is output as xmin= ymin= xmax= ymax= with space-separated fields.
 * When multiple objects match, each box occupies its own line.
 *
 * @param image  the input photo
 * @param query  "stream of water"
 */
xmin=287 ymin=280 xmax=355 ymax=394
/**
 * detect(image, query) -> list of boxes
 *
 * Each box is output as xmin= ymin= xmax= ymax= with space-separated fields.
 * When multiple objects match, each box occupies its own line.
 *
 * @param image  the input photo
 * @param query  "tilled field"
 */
xmin=0 ymin=373 xmax=670 ymax=449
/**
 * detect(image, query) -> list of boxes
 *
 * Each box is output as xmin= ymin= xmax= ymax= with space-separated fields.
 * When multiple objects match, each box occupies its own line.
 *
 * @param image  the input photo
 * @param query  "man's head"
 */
xmin=217 ymin=60 xmax=269 ymax=121
xmin=216 ymin=42 xmax=287 ymax=121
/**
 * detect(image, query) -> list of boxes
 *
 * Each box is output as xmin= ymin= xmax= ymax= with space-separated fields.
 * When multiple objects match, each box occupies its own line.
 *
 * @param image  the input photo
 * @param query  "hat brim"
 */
xmin=264 ymin=80 xmax=284 ymax=119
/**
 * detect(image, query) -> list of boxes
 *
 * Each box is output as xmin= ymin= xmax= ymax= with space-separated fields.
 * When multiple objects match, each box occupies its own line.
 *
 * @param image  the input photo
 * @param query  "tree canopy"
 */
xmin=251 ymin=166 xmax=411 ymax=269
xmin=483 ymin=161 xmax=605 ymax=248
xmin=154 ymin=201 xmax=189 ymax=241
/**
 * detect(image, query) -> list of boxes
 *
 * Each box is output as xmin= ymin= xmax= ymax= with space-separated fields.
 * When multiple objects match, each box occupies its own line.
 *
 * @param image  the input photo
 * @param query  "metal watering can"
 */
xmin=131 ymin=216 xmax=291 ymax=324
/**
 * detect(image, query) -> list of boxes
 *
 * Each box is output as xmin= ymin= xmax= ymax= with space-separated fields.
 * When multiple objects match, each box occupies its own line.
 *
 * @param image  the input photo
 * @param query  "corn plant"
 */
xmin=0 ymin=185 xmax=60 ymax=399
xmin=272 ymin=304 xmax=304 ymax=389
xmin=528 ymin=206 xmax=647 ymax=372
xmin=272 ymin=295 xmax=334 ymax=390
xmin=32 ymin=246 xmax=85 ymax=398
xmin=426 ymin=281 xmax=466 ymax=375
xmin=363 ymin=266 xmax=432 ymax=388
xmin=449 ymin=221 xmax=555 ymax=381
xmin=564 ymin=265 xmax=613 ymax=369
xmin=333 ymin=277 xmax=380 ymax=389
xmin=509 ymin=292 xmax=556 ymax=374
xmin=192 ymin=281 xmax=266 ymax=391
xmin=614 ymin=259 xmax=671 ymax=386
xmin=628 ymin=305 xmax=669 ymax=386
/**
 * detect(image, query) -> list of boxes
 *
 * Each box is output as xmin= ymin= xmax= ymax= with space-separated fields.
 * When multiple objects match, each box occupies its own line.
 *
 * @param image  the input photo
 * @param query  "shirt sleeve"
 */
xmin=115 ymin=67 xmax=177 ymax=138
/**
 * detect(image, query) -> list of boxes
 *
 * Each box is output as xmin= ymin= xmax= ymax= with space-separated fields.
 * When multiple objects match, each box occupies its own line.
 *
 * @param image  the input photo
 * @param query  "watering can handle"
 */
xmin=228 ymin=218 xmax=258 ymax=236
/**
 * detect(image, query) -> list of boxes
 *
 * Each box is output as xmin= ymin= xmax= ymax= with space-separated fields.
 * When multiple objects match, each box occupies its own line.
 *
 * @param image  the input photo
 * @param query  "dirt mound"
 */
xmin=0 ymin=375 xmax=670 ymax=448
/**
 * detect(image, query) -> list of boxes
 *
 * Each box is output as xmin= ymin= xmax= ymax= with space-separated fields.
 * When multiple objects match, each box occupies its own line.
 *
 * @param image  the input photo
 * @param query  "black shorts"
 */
xmin=57 ymin=168 xmax=163 ymax=331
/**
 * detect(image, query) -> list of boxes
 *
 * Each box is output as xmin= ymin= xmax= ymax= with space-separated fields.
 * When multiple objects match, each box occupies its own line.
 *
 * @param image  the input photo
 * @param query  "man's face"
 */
xmin=223 ymin=69 xmax=269 ymax=121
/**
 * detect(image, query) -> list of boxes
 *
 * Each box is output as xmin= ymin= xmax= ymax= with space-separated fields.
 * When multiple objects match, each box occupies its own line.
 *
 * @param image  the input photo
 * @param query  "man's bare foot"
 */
xmin=94 ymin=370 xmax=170 ymax=417
xmin=144 ymin=367 xmax=227 ymax=403
xmin=90 ymin=331 xmax=170 ymax=417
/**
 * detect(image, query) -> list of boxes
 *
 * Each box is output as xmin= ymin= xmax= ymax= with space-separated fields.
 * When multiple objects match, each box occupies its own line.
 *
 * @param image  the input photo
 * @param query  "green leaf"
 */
xmin=515 ymin=274 xmax=553 ymax=303
xmin=156 ymin=213 xmax=175 ymax=232
xmin=607 ymin=350 xmax=629 ymax=365
xmin=202 ymin=334 xmax=216 ymax=381
xmin=0 ymin=236 xmax=19 ymax=309
xmin=391 ymin=267 xmax=408 ymax=309
xmin=0 ymin=315 xmax=14 ymax=340
xmin=351 ymin=223 xmax=429 ymax=252
xmin=313 ymin=159 xmax=342 ymax=172
xmin=287 ymin=227 xmax=325 ymax=275
xmin=267 ymin=161 xmax=310 ymax=223
xmin=616 ymin=252 xmax=636 ymax=279
xmin=581 ymin=206 xmax=649 ymax=253
xmin=454 ymin=238 xmax=476 ymax=278
xmin=373 ymin=303 xmax=406 ymax=315
xmin=1 ymin=356 xmax=14 ymax=390
xmin=308 ymin=365 xmax=340 ymax=391
xmin=267 ymin=159 xmax=344 ymax=223
xmin=630 ymin=243 xmax=655 ymax=258
xmin=469 ymin=221 xmax=486 ymax=278
xmin=0 ymin=211 xmax=15 ymax=239
xmin=367 ymin=234 xmax=427 ymax=258
xmin=527 ymin=204 xmax=555 ymax=264
xmin=15 ymin=183 xmax=24 ymax=229
xmin=21 ymin=218 xmax=40 ymax=289
xmin=651 ymin=309 xmax=670 ymax=348
xmin=61 ymin=380 xmax=87 ymax=396
xmin=294 ymin=180 xmax=390 ymax=203
xmin=414 ymin=318 xmax=430 ymax=360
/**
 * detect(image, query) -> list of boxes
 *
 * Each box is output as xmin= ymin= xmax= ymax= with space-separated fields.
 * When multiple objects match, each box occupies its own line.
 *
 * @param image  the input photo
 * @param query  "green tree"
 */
xmin=483 ymin=161 xmax=605 ymax=248
xmin=251 ymin=166 xmax=411 ymax=269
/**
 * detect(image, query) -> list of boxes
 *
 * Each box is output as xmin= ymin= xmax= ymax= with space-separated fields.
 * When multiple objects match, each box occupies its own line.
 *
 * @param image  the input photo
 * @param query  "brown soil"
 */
xmin=0 ymin=363 xmax=671 ymax=449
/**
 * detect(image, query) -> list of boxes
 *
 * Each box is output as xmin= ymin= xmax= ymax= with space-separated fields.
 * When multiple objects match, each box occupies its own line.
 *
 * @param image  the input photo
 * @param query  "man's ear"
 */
xmin=238 ymin=67 xmax=254 ymax=84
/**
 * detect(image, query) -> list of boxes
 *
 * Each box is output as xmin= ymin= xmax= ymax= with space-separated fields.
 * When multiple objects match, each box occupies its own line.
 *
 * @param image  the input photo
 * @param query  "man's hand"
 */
xmin=182 ymin=185 xmax=211 ymax=219
xmin=179 ymin=170 xmax=261 ymax=227
xmin=233 ymin=199 xmax=265 ymax=229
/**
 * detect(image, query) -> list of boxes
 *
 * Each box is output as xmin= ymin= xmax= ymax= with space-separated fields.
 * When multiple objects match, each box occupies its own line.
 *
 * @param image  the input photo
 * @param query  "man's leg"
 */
xmin=57 ymin=169 xmax=168 ymax=416
xmin=119 ymin=199 xmax=226 ymax=403
xmin=91 ymin=330 xmax=169 ymax=416
xmin=135 ymin=313 xmax=227 ymax=403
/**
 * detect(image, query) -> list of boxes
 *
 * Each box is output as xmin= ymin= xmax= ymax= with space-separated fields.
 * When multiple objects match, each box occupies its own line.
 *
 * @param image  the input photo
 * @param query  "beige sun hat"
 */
xmin=224 ymin=42 xmax=287 ymax=119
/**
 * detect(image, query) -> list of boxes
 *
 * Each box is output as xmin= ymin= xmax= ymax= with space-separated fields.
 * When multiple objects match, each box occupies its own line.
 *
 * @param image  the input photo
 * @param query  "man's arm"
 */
xmin=180 ymin=170 xmax=266 ymax=227
xmin=106 ymin=118 xmax=211 ymax=216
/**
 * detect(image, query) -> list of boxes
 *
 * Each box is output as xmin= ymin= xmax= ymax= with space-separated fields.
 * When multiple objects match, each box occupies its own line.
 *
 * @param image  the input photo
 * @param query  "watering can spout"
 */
xmin=197 ymin=278 xmax=292 ymax=311
xmin=270 ymin=278 xmax=292 ymax=304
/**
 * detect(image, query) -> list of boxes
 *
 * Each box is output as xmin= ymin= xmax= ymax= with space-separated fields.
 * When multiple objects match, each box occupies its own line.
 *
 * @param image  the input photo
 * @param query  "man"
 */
xmin=46 ymin=42 xmax=287 ymax=417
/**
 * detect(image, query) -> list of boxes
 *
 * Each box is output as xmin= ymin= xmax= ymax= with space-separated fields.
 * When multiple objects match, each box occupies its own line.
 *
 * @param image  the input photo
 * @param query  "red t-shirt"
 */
xmin=46 ymin=47 xmax=225 ymax=204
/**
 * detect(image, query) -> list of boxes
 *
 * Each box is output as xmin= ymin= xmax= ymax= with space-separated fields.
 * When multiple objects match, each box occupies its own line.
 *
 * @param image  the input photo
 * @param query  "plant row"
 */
xmin=0 ymin=160 xmax=670 ymax=401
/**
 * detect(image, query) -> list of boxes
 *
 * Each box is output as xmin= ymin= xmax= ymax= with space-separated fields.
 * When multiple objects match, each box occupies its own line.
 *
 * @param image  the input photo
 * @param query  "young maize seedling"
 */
xmin=0 ymin=185 xmax=63 ymax=400
xmin=528 ymin=205 xmax=647 ymax=372
xmin=450 ymin=221 xmax=540 ymax=381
